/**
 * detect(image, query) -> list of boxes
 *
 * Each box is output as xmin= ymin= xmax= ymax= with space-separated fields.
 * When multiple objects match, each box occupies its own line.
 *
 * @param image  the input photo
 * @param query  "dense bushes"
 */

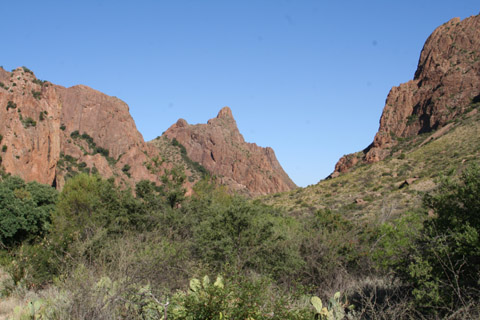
xmin=0 ymin=176 xmax=57 ymax=247
xmin=2 ymin=164 xmax=480 ymax=318
xmin=403 ymin=166 xmax=480 ymax=315
xmin=374 ymin=165 xmax=480 ymax=317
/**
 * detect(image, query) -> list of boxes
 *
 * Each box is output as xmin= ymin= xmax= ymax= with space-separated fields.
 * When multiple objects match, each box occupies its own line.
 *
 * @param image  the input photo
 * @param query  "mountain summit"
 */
xmin=162 ymin=107 xmax=297 ymax=196
xmin=0 ymin=68 xmax=294 ymax=195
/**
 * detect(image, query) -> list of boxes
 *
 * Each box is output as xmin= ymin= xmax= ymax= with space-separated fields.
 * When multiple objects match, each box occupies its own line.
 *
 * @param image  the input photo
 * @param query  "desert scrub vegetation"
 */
xmin=69 ymin=130 xmax=117 ymax=166
xmin=1 ymin=163 xmax=480 ymax=318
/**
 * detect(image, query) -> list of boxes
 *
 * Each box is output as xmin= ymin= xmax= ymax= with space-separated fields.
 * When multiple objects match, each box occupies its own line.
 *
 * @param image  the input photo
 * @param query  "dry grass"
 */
xmin=0 ymin=267 xmax=67 ymax=320
xmin=262 ymin=111 xmax=480 ymax=224
xmin=0 ymin=268 xmax=23 ymax=320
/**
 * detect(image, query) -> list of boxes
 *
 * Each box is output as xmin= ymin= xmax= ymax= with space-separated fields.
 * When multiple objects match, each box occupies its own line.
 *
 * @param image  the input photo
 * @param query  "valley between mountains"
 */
xmin=0 ymin=13 xmax=479 ymax=320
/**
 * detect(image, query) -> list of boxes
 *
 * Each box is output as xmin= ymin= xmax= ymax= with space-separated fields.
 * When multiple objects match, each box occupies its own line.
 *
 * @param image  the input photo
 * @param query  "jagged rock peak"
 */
xmin=176 ymin=118 xmax=188 ymax=127
xmin=217 ymin=106 xmax=233 ymax=119
xmin=163 ymin=106 xmax=296 ymax=196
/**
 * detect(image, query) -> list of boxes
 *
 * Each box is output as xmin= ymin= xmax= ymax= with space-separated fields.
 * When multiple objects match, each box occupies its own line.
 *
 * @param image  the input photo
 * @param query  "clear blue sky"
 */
xmin=1 ymin=1 xmax=478 ymax=187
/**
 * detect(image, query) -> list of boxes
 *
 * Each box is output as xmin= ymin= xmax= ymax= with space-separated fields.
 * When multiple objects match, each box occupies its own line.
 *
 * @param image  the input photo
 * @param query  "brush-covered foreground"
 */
xmin=1 ymin=115 xmax=480 ymax=319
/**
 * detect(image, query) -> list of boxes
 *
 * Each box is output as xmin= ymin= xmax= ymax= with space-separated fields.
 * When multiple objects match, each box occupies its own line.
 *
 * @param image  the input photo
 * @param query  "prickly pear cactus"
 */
xmin=189 ymin=278 xmax=201 ymax=292
xmin=311 ymin=292 xmax=349 ymax=320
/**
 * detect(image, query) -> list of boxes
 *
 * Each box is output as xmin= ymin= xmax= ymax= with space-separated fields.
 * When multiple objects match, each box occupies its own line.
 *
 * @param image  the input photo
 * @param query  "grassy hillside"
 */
xmin=263 ymin=107 xmax=480 ymax=223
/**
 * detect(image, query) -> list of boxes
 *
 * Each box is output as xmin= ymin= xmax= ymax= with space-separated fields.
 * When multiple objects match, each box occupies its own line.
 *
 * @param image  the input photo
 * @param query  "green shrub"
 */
xmin=22 ymin=66 xmax=33 ymax=74
xmin=39 ymin=111 xmax=47 ymax=121
xmin=51 ymin=174 xmax=139 ymax=251
xmin=95 ymin=146 xmax=109 ymax=157
xmin=6 ymin=101 xmax=16 ymax=111
xmin=22 ymin=117 xmax=37 ymax=128
xmin=2 ymin=145 xmax=7 ymax=152
xmin=122 ymin=164 xmax=131 ymax=177
xmin=169 ymin=274 xmax=311 ymax=320
xmin=31 ymin=90 xmax=41 ymax=100
xmin=70 ymin=130 xmax=80 ymax=139
xmin=0 ymin=176 xmax=58 ymax=248
xmin=388 ymin=164 xmax=480 ymax=316
xmin=32 ymin=79 xmax=47 ymax=86
xmin=191 ymin=195 xmax=302 ymax=277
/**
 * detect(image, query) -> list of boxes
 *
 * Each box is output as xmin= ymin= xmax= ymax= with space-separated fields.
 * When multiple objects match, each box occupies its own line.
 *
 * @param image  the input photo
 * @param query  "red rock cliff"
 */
xmin=0 ymin=67 xmax=173 ymax=189
xmin=0 ymin=68 xmax=294 ymax=195
xmin=335 ymin=14 xmax=480 ymax=173
xmin=163 ymin=107 xmax=297 ymax=196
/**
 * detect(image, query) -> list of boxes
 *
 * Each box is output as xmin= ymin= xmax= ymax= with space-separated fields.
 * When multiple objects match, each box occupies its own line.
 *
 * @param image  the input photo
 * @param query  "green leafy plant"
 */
xmin=122 ymin=164 xmax=131 ymax=177
xmin=0 ymin=176 xmax=58 ymax=248
xmin=22 ymin=117 xmax=37 ymax=128
xmin=6 ymin=101 xmax=16 ymax=111
xmin=31 ymin=90 xmax=42 ymax=100
xmin=384 ymin=164 xmax=480 ymax=316
xmin=22 ymin=66 xmax=33 ymax=74
xmin=311 ymin=292 xmax=354 ymax=320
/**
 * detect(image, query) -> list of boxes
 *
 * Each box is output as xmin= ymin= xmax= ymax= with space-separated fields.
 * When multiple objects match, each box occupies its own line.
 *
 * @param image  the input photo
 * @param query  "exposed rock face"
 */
xmin=0 ymin=68 xmax=293 ymax=196
xmin=334 ymin=14 xmax=480 ymax=173
xmin=163 ymin=107 xmax=297 ymax=196
xmin=0 ymin=67 xmax=61 ymax=185
xmin=0 ymin=67 xmax=173 ymax=189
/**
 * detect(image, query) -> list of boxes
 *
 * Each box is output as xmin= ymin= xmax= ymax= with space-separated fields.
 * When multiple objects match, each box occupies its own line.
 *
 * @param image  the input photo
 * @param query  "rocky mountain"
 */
xmin=263 ymin=14 xmax=480 ymax=222
xmin=161 ymin=107 xmax=297 ymax=196
xmin=0 ymin=68 xmax=294 ymax=195
xmin=334 ymin=14 xmax=480 ymax=174
xmin=0 ymin=67 xmax=171 ymax=190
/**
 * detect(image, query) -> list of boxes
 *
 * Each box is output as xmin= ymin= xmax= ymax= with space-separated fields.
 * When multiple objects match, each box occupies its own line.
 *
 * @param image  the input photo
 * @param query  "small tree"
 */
xmin=0 ymin=176 xmax=57 ymax=247
xmin=160 ymin=166 xmax=187 ymax=208
xmin=397 ymin=165 xmax=480 ymax=315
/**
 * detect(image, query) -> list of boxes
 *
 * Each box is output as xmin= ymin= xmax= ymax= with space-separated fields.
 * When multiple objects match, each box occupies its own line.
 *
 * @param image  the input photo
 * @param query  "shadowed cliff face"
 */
xmin=335 ymin=14 xmax=480 ymax=174
xmin=163 ymin=107 xmax=297 ymax=196
xmin=0 ymin=68 xmax=293 ymax=195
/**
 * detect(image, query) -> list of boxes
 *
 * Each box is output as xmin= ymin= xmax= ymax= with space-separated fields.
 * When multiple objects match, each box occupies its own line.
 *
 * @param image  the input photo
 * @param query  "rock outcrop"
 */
xmin=0 ymin=68 xmax=293 ymax=196
xmin=162 ymin=107 xmax=297 ymax=196
xmin=0 ymin=67 xmax=188 ymax=189
xmin=334 ymin=14 xmax=480 ymax=173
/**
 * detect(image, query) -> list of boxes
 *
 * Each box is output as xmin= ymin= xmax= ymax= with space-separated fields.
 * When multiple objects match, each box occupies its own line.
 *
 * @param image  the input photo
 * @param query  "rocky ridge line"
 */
xmin=334 ymin=14 xmax=480 ymax=175
xmin=0 ymin=68 xmax=294 ymax=195
xmin=161 ymin=107 xmax=297 ymax=196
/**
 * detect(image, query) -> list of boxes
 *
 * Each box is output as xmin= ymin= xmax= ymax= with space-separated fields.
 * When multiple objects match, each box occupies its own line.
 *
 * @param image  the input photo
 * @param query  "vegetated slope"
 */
xmin=335 ymin=14 xmax=480 ymax=173
xmin=149 ymin=135 xmax=210 ymax=184
xmin=263 ymin=14 xmax=480 ymax=220
xmin=0 ymin=67 xmax=292 ymax=195
xmin=263 ymin=108 xmax=480 ymax=221
xmin=161 ymin=106 xmax=297 ymax=196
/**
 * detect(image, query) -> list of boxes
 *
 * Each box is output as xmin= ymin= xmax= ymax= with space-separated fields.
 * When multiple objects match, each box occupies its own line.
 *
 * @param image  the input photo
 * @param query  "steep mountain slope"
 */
xmin=264 ymin=14 xmax=480 ymax=220
xmin=335 ymin=14 xmax=480 ymax=173
xmin=161 ymin=107 xmax=297 ymax=196
xmin=0 ymin=68 xmax=292 ymax=195
xmin=264 ymin=108 xmax=480 ymax=221
xmin=0 ymin=67 xmax=173 ymax=189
